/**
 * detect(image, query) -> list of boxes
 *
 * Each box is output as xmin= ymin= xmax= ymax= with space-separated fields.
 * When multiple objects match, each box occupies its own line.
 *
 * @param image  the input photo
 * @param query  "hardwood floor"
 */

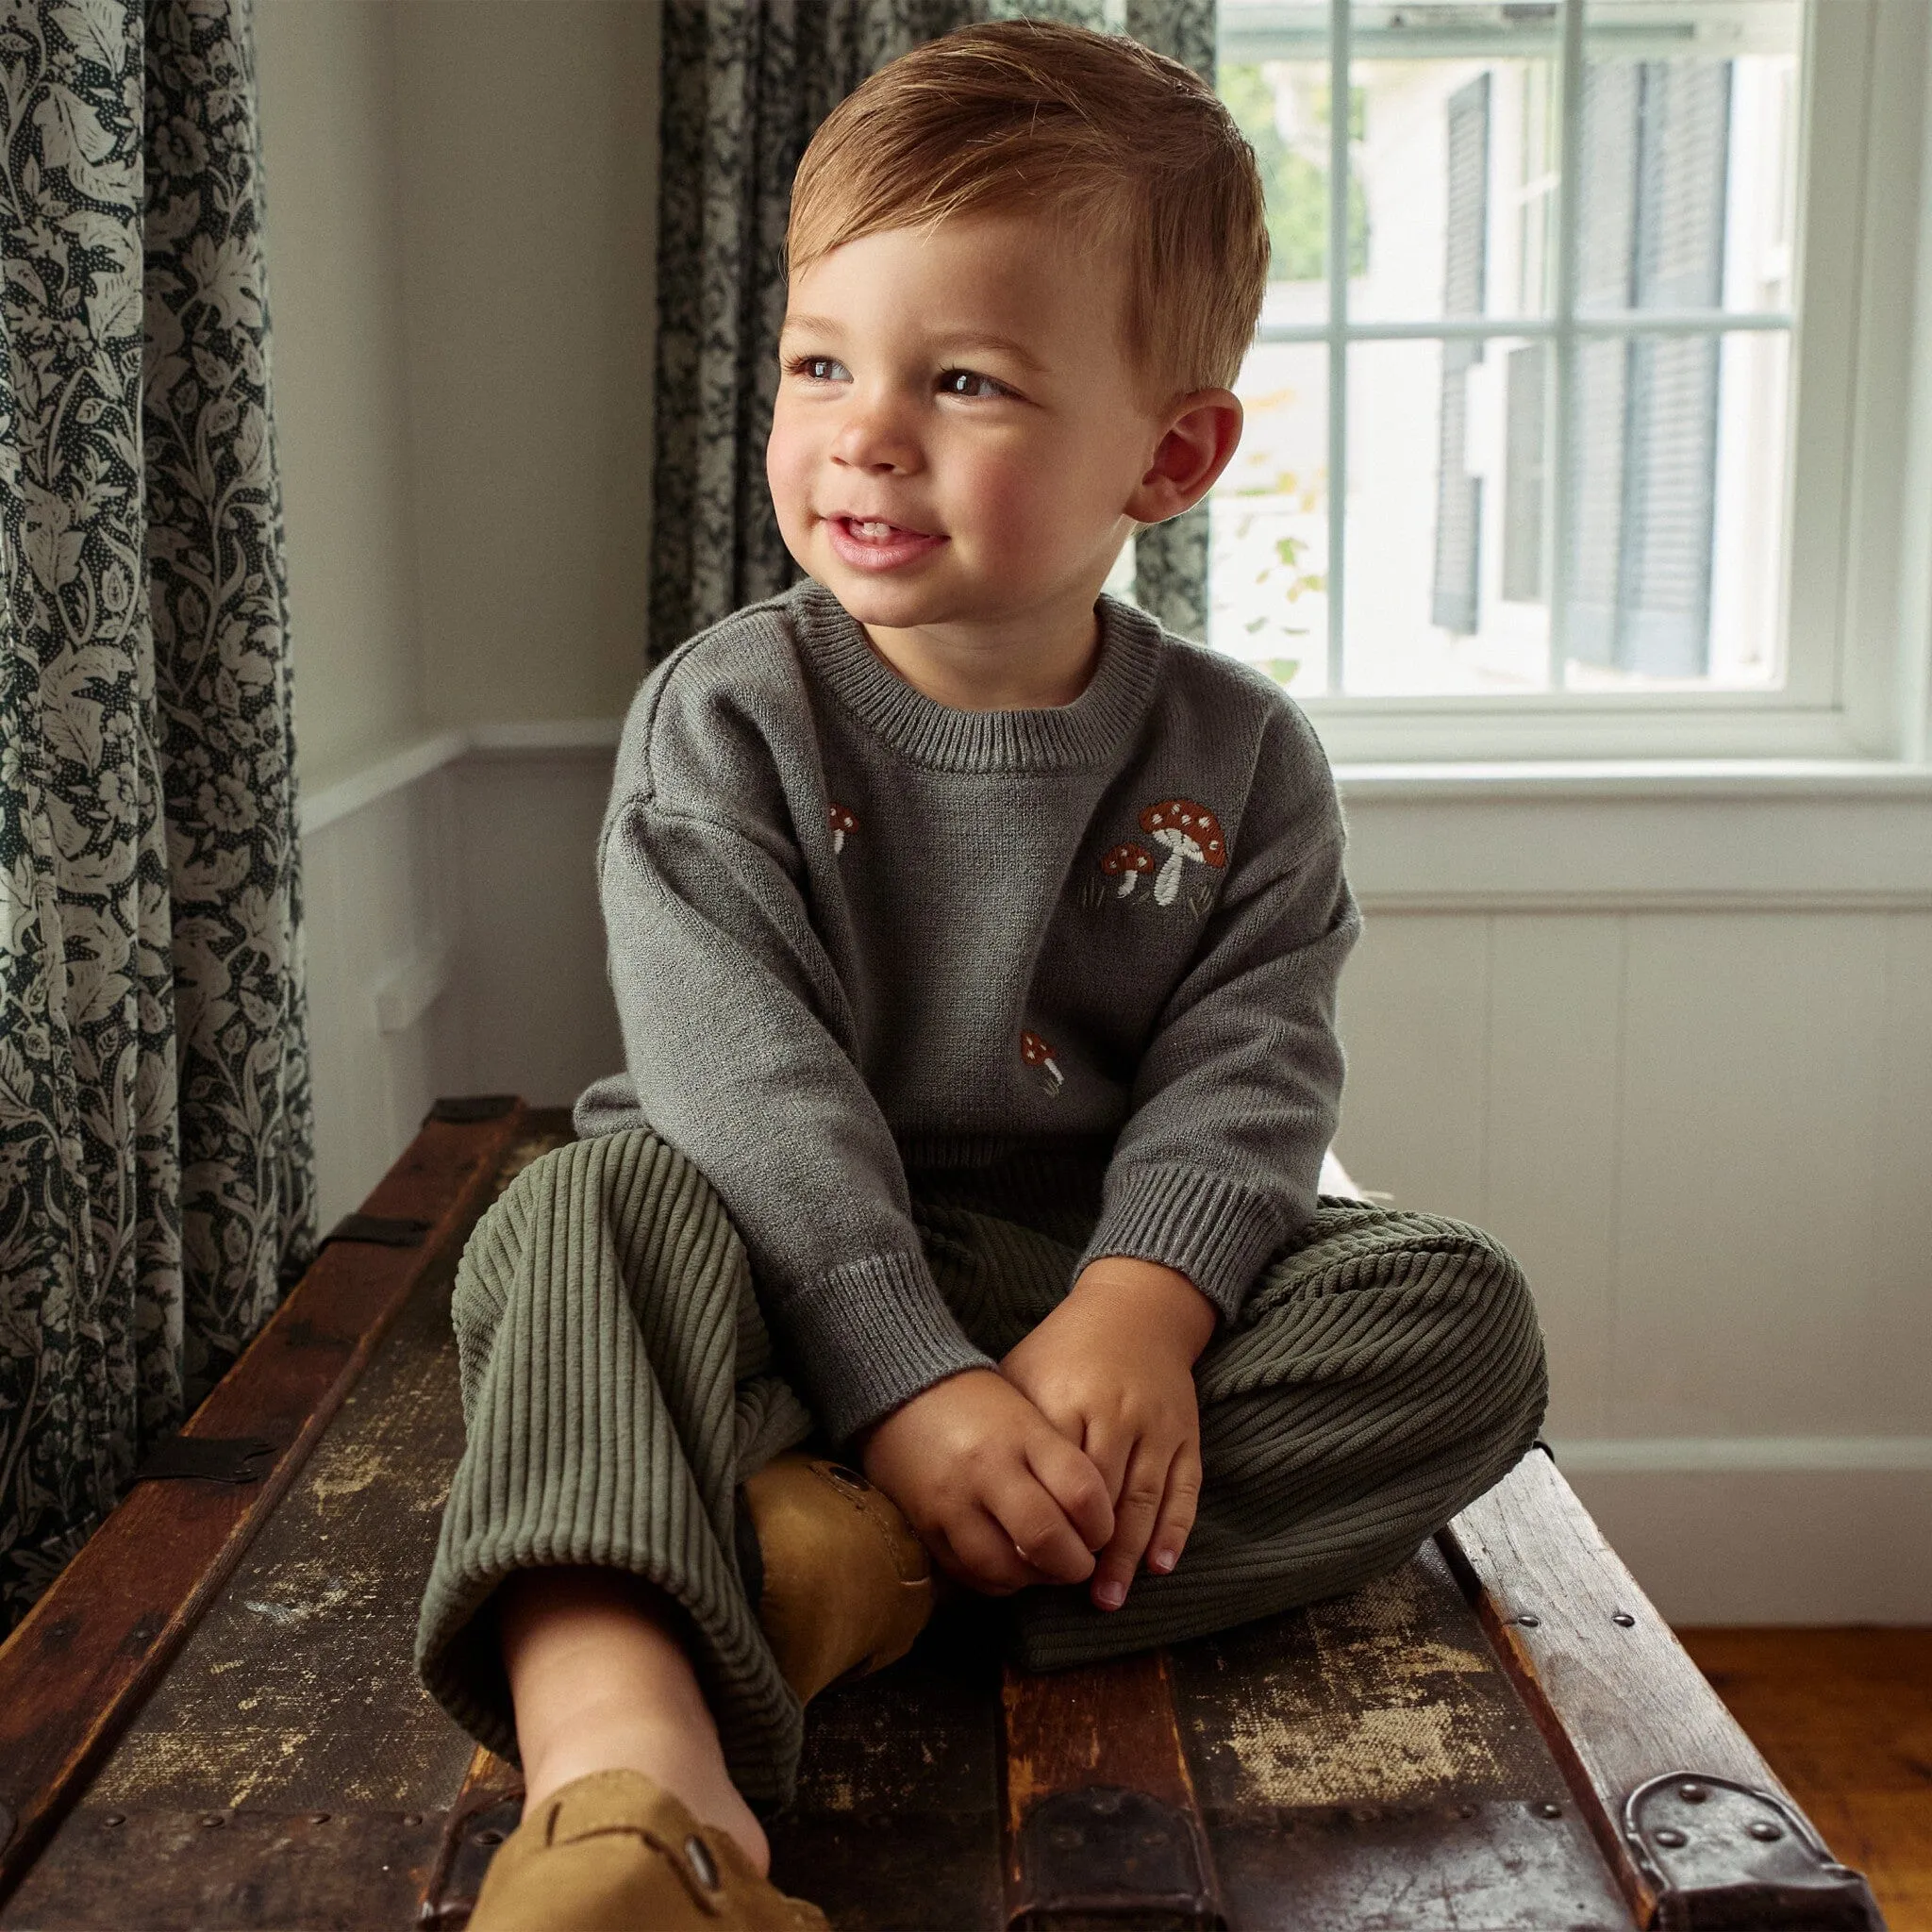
xmin=1677 ymin=1628 xmax=1932 ymax=1932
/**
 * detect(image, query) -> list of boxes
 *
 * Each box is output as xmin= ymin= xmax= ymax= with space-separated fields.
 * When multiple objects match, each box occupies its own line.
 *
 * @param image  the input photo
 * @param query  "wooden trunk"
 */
xmin=0 ymin=1106 xmax=1887 ymax=1930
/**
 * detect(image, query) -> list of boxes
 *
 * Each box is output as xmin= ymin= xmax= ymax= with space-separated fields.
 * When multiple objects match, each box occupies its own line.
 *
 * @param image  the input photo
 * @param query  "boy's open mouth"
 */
xmin=824 ymin=513 xmax=945 ymax=572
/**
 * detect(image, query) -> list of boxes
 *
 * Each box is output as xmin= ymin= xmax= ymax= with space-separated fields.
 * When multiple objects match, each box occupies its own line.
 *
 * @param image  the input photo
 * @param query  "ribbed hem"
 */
xmin=790 ymin=580 xmax=1164 ymax=772
xmin=779 ymin=1249 xmax=995 ymax=1441
xmin=1078 ymin=1164 xmax=1293 ymax=1320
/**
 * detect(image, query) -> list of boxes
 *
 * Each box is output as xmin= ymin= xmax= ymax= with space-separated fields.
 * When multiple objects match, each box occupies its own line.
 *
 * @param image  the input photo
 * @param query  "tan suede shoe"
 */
xmin=467 ymin=1769 xmax=829 ymax=1931
xmin=740 ymin=1454 xmax=936 ymax=1702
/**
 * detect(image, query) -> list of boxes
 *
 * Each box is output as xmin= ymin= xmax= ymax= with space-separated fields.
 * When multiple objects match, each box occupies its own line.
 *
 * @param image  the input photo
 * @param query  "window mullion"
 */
xmin=1326 ymin=0 xmax=1351 ymax=694
xmin=1545 ymin=0 xmax=1588 ymax=691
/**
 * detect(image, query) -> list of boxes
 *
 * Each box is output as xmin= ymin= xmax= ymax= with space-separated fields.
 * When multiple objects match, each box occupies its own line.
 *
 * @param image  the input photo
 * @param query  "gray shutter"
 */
xmin=1565 ymin=59 xmax=1731 ymax=675
xmin=1618 ymin=60 xmax=1731 ymax=676
xmin=1431 ymin=75 xmax=1491 ymax=636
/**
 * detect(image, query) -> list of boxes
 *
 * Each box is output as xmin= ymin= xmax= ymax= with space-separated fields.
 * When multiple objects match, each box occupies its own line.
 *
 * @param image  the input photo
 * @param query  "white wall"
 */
xmin=268 ymin=3 xmax=1932 ymax=1621
xmin=257 ymin=0 xmax=426 ymax=791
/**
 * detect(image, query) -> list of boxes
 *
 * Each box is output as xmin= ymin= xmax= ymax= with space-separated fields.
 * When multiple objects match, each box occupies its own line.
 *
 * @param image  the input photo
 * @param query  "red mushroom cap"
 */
xmin=1100 ymin=841 xmax=1155 ymax=875
xmin=1139 ymin=799 xmax=1226 ymax=867
xmin=1019 ymin=1029 xmax=1053 ymax=1066
xmin=827 ymin=802 xmax=858 ymax=834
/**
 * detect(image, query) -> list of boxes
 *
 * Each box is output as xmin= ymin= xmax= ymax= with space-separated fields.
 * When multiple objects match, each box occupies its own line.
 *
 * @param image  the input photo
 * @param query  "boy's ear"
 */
xmin=1125 ymin=391 xmax=1243 ymax=525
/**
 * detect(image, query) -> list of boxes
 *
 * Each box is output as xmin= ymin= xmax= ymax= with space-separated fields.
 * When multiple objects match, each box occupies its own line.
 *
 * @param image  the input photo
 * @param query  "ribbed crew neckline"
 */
xmin=788 ymin=579 xmax=1164 ymax=773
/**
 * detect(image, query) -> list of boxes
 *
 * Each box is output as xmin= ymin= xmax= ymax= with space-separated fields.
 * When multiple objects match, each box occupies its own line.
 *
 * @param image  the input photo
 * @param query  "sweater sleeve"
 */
xmin=1079 ymin=707 xmax=1360 ymax=1321
xmin=589 ymin=795 xmax=994 ymax=1441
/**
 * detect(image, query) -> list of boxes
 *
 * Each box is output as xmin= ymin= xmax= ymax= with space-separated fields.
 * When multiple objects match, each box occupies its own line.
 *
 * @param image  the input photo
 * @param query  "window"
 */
xmin=1208 ymin=1 xmax=1922 ymax=761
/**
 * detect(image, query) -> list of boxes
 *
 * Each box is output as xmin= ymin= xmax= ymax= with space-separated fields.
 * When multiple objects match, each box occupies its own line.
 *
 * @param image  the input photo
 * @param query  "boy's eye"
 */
xmin=788 ymin=355 xmax=850 ymax=383
xmin=938 ymin=368 xmax=1008 ymax=400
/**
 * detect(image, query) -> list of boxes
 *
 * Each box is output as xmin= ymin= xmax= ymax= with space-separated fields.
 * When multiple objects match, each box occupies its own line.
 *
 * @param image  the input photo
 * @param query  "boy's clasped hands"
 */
xmin=858 ymin=1258 xmax=1218 ymax=1613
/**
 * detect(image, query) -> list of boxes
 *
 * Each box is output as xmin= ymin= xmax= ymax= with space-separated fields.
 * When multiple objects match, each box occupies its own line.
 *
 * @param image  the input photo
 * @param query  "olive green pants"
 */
xmin=416 ymin=1130 xmax=1546 ymax=1807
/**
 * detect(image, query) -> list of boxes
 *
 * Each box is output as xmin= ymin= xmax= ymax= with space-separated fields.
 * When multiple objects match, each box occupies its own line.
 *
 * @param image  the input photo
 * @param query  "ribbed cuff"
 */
xmin=777 ymin=1250 xmax=995 ymax=1441
xmin=1078 ymin=1164 xmax=1292 ymax=1320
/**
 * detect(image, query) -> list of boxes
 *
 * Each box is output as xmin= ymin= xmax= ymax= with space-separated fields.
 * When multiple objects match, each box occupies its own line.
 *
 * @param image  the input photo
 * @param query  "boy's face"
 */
xmin=768 ymin=212 xmax=1181 ymax=646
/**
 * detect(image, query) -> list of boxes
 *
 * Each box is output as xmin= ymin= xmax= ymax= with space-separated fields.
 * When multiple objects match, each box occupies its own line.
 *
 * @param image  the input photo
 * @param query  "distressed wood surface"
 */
xmin=1002 ymin=1646 xmax=1224 ymax=1927
xmin=765 ymin=1604 xmax=1006 ymax=1932
xmin=0 ymin=1103 xmax=526 ymax=1913
xmin=1173 ymin=1539 xmax=1629 ymax=1931
xmin=1440 ymin=1449 xmax=1808 ymax=1925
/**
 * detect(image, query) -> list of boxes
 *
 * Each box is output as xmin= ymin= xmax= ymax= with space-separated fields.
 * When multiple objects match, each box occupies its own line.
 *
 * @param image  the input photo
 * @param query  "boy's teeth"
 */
xmin=854 ymin=520 xmax=892 ymax=538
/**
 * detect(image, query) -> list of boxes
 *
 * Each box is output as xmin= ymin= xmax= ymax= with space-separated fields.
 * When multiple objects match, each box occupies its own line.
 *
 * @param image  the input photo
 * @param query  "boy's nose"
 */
xmin=830 ymin=396 xmax=921 ymax=473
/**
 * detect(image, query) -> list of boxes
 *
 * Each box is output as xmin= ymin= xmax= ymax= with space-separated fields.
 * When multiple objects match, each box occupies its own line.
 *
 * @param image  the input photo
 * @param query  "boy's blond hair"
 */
xmin=787 ymin=20 xmax=1269 ymax=402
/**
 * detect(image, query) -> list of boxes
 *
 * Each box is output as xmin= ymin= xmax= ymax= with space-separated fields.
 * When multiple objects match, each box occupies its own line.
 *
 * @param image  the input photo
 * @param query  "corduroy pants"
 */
xmin=416 ymin=1130 xmax=1546 ymax=1808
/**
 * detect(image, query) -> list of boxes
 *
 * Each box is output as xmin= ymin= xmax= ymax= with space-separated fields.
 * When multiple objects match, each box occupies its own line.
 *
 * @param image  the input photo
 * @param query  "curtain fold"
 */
xmin=649 ymin=0 xmax=1220 ymax=660
xmin=0 ymin=0 xmax=311 ymax=1630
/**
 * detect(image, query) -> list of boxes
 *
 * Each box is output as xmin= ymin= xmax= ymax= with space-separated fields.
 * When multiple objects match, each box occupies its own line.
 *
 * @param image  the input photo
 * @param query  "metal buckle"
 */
xmin=130 ymin=1437 xmax=275 ymax=1485
xmin=1624 ymin=1773 xmax=1883 ymax=1930
xmin=321 ymin=1213 xmax=432 ymax=1249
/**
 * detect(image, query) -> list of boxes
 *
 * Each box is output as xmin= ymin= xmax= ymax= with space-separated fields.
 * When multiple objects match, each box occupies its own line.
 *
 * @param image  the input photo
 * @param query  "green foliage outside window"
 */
xmin=1220 ymin=65 xmax=1370 ymax=283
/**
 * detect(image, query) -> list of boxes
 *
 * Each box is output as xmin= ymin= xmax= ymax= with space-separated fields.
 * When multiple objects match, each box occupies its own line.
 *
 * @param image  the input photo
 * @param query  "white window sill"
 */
xmin=1338 ymin=758 xmax=1932 ymax=911
xmin=1334 ymin=757 xmax=1932 ymax=802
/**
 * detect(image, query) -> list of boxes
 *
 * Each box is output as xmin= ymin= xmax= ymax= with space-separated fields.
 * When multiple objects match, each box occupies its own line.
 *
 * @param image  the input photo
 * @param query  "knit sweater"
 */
xmin=574 ymin=578 xmax=1360 ymax=1441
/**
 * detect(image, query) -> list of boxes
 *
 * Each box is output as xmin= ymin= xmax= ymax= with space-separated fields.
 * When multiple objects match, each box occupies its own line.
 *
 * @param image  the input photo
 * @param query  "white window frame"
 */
xmin=1215 ymin=0 xmax=1932 ymax=767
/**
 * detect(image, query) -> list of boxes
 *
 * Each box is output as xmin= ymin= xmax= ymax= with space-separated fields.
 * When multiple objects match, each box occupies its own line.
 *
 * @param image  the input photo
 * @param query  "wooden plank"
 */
xmin=1440 ymin=1449 xmax=1885 ymax=1928
xmin=766 ymin=1607 xmax=1007 ymax=1932
xmin=0 ymin=1102 xmax=525 ymax=1909
xmin=1171 ymin=1540 xmax=1630 ymax=1932
xmin=1001 ymin=1649 xmax=1224 ymax=1927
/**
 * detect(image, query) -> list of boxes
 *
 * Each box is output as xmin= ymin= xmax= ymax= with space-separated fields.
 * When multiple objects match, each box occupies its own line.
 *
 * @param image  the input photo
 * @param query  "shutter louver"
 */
xmin=1431 ymin=74 xmax=1491 ymax=637
xmin=1565 ymin=58 xmax=1731 ymax=676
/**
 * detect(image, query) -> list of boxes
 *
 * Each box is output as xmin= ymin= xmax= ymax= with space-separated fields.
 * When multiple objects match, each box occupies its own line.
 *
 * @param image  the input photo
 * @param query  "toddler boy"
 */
xmin=418 ymin=21 xmax=1545 ymax=1929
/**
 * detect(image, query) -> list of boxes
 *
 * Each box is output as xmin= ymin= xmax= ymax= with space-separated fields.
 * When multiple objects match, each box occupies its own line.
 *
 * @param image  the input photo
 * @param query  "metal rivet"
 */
xmin=474 ymin=1827 xmax=504 ymax=1847
xmin=1611 ymin=1611 xmax=1636 ymax=1627
xmin=101 ymin=1814 xmax=126 ymax=1829
xmin=402 ymin=1812 xmax=422 ymax=1826
xmin=1748 ymin=1820 xmax=1784 ymax=1841
xmin=1515 ymin=1613 xmax=1541 ymax=1627
xmin=200 ymin=1813 xmax=225 ymax=1829
xmin=1677 ymin=1784 xmax=1708 ymax=1805
xmin=1654 ymin=1827 xmax=1687 ymax=1848
xmin=1351 ymin=1807 xmax=1376 ymax=1823
xmin=684 ymin=1834 xmax=720 ymax=1890
xmin=308 ymin=1812 xmax=330 ymax=1825
xmin=1537 ymin=1803 xmax=1563 ymax=1819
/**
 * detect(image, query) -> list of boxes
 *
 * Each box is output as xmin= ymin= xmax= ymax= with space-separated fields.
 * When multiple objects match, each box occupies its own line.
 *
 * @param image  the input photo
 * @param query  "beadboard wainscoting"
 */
xmin=300 ymin=731 xmax=1932 ymax=1620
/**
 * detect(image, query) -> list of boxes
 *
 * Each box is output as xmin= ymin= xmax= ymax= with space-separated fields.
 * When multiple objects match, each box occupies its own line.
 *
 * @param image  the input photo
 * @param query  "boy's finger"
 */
xmin=1025 ymin=1430 xmax=1114 ymax=1554
xmin=1144 ymin=1441 xmax=1203 ymax=1578
xmin=995 ymin=1476 xmax=1097 ymax=1585
xmin=1089 ymin=1441 xmax=1171 ymax=1610
xmin=941 ymin=1512 xmax=1034 ymax=1595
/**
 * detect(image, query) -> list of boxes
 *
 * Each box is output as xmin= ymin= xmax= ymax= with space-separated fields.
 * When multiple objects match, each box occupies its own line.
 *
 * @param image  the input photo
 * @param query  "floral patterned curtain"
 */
xmin=649 ymin=0 xmax=1218 ymax=660
xmin=0 ymin=0 xmax=312 ymax=1631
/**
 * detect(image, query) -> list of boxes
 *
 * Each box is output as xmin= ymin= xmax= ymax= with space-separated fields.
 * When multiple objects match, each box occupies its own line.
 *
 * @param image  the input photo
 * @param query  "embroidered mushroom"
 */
xmin=1019 ymin=1029 xmax=1063 ymax=1096
xmin=1139 ymin=799 xmax=1227 ymax=907
xmin=1100 ymin=841 xmax=1157 ymax=898
xmin=827 ymin=802 xmax=858 ymax=854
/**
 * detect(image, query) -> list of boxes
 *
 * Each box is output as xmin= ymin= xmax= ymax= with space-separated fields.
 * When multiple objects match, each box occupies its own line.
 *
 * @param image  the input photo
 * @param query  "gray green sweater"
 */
xmin=574 ymin=579 xmax=1359 ymax=1442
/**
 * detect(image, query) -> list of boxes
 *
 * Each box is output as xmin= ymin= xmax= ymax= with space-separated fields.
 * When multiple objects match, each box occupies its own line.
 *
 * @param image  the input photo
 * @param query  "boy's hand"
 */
xmin=858 ymin=1369 xmax=1114 ymax=1595
xmin=999 ymin=1257 xmax=1216 ymax=1612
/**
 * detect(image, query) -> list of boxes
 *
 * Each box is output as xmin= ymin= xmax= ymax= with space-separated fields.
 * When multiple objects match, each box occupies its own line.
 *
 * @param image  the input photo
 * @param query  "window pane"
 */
xmin=1347 ymin=41 xmax=1561 ymax=325
xmin=1344 ymin=338 xmax=1554 ymax=694
xmin=1561 ymin=325 xmax=1788 ymax=689
xmin=1219 ymin=57 xmax=1351 ymax=324
xmin=1578 ymin=0 xmax=1800 ymax=314
xmin=1208 ymin=342 xmax=1329 ymax=696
